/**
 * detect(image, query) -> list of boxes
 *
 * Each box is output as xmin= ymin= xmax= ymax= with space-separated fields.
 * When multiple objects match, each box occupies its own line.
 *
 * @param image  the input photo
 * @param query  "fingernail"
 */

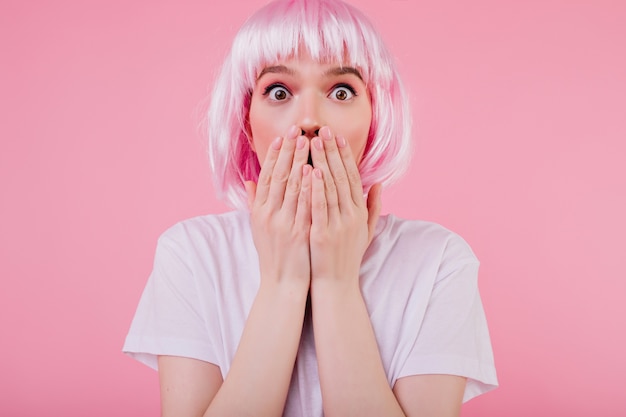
xmin=320 ymin=126 xmax=332 ymax=141
xmin=303 ymin=164 xmax=312 ymax=176
xmin=336 ymin=135 xmax=347 ymax=148
xmin=314 ymin=138 xmax=323 ymax=150
xmin=296 ymin=136 xmax=306 ymax=149
xmin=271 ymin=136 xmax=282 ymax=150
xmin=313 ymin=168 xmax=322 ymax=179
xmin=287 ymin=125 xmax=299 ymax=139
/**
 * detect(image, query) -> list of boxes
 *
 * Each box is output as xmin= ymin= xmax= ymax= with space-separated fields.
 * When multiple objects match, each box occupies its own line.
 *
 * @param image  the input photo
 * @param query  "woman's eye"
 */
xmin=330 ymin=85 xmax=356 ymax=101
xmin=264 ymin=85 xmax=290 ymax=101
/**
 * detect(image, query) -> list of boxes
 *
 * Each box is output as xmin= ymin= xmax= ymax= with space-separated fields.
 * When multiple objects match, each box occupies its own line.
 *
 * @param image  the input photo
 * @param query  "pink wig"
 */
xmin=207 ymin=0 xmax=412 ymax=209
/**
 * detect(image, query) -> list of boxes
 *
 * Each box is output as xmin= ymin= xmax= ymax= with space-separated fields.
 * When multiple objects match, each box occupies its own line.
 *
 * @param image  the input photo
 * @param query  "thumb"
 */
xmin=366 ymin=183 xmax=382 ymax=244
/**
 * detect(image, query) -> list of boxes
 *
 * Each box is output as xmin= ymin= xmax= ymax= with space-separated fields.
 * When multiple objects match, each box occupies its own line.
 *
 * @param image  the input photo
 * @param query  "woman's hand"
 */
xmin=307 ymin=127 xmax=398 ymax=416
xmin=245 ymin=125 xmax=313 ymax=289
xmin=308 ymin=126 xmax=382 ymax=284
xmin=198 ymin=126 xmax=313 ymax=417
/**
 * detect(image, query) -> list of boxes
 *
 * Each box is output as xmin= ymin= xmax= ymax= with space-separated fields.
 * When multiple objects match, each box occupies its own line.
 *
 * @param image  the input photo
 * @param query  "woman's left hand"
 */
xmin=308 ymin=126 xmax=382 ymax=284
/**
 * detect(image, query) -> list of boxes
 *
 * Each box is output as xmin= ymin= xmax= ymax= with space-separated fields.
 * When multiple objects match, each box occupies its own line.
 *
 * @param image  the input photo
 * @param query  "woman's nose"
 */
xmin=300 ymin=127 xmax=319 ymax=138
xmin=296 ymin=92 xmax=322 ymax=138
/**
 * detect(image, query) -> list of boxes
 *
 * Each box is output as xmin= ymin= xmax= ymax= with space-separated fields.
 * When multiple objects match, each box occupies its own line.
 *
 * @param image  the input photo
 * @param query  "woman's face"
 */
xmin=248 ymin=53 xmax=372 ymax=167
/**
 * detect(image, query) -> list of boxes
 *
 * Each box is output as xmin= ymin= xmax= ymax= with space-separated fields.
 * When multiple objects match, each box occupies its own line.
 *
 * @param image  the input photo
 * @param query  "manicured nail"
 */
xmin=314 ymin=138 xmax=323 ymax=150
xmin=271 ymin=136 xmax=282 ymax=150
xmin=320 ymin=126 xmax=332 ymax=141
xmin=336 ymin=135 xmax=347 ymax=148
xmin=296 ymin=136 xmax=306 ymax=149
xmin=287 ymin=125 xmax=300 ymax=139
xmin=313 ymin=168 xmax=322 ymax=179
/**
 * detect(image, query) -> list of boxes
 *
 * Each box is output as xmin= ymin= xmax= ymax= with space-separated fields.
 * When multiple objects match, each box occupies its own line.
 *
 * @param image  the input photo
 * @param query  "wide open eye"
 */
xmin=330 ymin=84 xmax=356 ymax=101
xmin=263 ymin=84 xmax=291 ymax=101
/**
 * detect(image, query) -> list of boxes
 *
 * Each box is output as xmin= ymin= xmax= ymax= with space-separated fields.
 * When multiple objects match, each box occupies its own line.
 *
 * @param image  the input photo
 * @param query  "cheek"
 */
xmin=248 ymin=102 xmax=276 ymax=163
xmin=351 ymin=127 xmax=370 ymax=165
xmin=335 ymin=112 xmax=371 ymax=165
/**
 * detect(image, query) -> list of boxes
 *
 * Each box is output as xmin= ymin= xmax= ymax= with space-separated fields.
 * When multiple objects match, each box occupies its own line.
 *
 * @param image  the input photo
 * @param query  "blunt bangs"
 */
xmin=208 ymin=0 xmax=412 ymax=210
xmin=231 ymin=0 xmax=381 ymax=94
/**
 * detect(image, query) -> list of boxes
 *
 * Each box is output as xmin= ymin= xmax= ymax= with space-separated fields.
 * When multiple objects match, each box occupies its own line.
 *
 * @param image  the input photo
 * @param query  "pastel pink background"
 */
xmin=1 ymin=0 xmax=624 ymax=415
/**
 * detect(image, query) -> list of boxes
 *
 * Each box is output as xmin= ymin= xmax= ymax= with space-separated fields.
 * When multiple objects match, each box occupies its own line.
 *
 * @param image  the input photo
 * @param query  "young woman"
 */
xmin=123 ymin=0 xmax=498 ymax=415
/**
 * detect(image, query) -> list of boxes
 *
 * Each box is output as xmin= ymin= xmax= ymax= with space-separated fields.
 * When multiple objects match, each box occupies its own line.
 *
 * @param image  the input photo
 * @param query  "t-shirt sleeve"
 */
xmin=397 ymin=234 xmax=498 ymax=402
xmin=122 ymin=229 xmax=219 ymax=370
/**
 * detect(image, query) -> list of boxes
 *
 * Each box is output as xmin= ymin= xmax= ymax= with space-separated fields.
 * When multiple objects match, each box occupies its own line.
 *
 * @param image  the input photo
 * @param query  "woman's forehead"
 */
xmin=256 ymin=51 xmax=365 ymax=80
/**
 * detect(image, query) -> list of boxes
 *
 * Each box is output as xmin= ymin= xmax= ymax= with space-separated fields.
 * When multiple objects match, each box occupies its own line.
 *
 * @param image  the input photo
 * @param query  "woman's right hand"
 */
xmin=244 ymin=125 xmax=312 ymax=290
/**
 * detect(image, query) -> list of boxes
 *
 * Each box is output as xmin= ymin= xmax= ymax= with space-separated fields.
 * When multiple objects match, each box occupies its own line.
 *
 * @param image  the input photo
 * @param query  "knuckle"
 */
xmin=314 ymin=198 xmax=327 ymax=211
xmin=258 ymin=171 xmax=272 ymax=186
xmin=333 ymin=171 xmax=347 ymax=185
xmin=271 ymin=169 xmax=290 ymax=184
xmin=286 ymin=174 xmax=301 ymax=194
xmin=347 ymin=169 xmax=361 ymax=184
xmin=309 ymin=230 xmax=326 ymax=246
xmin=293 ymin=226 xmax=310 ymax=241
xmin=297 ymin=191 xmax=309 ymax=206
xmin=325 ymin=179 xmax=337 ymax=194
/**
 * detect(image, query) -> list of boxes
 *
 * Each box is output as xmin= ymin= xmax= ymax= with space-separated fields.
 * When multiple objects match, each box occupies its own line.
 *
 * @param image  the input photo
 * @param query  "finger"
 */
xmin=244 ymin=180 xmax=257 ymax=210
xmin=266 ymin=125 xmax=300 ymax=208
xmin=254 ymin=136 xmax=283 ymax=206
xmin=319 ymin=126 xmax=351 ymax=213
xmin=294 ymin=164 xmax=313 ymax=230
xmin=310 ymin=135 xmax=339 ymax=218
xmin=366 ymin=183 xmax=382 ymax=244
xmin=311 ymin=167 xmax=328 ymax=228
xmin=281 ymin=136 xmax=310 ymax=214
xmin=336 ymin=134 xmax=365 ymax=208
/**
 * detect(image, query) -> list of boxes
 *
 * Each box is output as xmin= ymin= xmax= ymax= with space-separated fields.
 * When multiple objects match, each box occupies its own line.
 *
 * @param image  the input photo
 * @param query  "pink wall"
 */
xmin=1 ymin=0 xmax=624 ymax=415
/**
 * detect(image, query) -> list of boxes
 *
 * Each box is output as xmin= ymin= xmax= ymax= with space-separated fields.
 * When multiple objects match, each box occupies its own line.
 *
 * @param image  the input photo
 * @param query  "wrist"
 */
xmin=310 ymin=275 xmax=360 ymax=299
xmin=258 ymin=277 xmax=310 ymax=302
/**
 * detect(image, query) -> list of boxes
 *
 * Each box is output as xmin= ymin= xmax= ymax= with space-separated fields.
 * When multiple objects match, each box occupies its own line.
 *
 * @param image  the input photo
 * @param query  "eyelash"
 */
xmin=332 ymin=83 xmax=357 ymax=100
xmin=262 ymin=83 xmax=358 ymax=101
xmin=263 ymin=83 xmax=289 ymax=100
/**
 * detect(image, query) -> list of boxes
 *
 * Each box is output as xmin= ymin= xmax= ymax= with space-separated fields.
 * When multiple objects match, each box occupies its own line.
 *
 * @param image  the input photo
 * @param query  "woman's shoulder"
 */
xmin=157 ymin=210 xmax=250 ymax=247
xmin=375 ymin=214 xmax=479 ymax=266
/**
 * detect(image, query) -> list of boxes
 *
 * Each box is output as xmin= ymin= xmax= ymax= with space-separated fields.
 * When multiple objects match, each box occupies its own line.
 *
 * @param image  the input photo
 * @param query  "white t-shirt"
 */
xmin=123 ymin=210 xmax=498 ymax=414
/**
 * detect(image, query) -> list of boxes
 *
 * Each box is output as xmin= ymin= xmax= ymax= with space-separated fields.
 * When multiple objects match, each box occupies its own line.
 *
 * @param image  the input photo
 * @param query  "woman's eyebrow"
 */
xmin=256 ymin=65 xmax=363 ymax=81
xmin=324 ymin=66 xmax=363 ymax=81
xmin=257 ymin=65 xmax=295 ymax=81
